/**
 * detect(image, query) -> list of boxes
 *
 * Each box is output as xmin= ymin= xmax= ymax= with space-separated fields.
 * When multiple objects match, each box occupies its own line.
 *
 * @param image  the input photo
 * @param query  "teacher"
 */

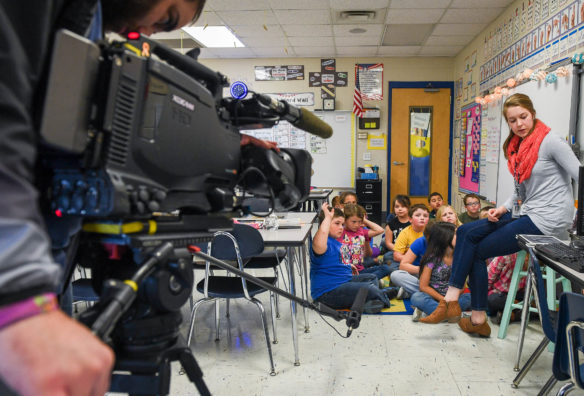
xmin=420 ymin=93 xmax=580 ymax=336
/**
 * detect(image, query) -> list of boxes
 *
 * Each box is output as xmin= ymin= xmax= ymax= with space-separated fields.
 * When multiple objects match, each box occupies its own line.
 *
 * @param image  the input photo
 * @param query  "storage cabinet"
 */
xmin=356 ymin=179 xmax=382 ymax=225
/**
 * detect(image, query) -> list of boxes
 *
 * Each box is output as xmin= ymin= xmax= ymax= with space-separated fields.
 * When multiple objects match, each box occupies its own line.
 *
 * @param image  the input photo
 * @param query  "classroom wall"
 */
xmin=200 ymin=57 xmax=455 ymax=212
xmin=451 ymin=0 xmax=584 ymax=213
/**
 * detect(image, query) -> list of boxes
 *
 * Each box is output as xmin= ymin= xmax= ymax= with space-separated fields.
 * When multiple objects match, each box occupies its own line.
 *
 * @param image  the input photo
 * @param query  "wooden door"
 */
xmin=389 ymin=87 xmax=451 ymax=207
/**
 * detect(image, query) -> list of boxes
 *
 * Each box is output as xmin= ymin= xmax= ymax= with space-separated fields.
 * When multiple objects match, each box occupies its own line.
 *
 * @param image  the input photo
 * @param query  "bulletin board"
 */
xmin=240 ymin=110 xmax=355 ymax=188
xmin=459 ymin=103 xmax=482 ymax=194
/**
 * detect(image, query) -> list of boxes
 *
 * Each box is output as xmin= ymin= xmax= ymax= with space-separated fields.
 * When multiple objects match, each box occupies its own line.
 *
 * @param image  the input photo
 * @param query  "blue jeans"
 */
xmin=411 ymin=291 xmax=472 ymax=315
xmin=316 ymin=273 xmax=390 ymax=309
xmin=387 ymin=257 xmax=400 ymax=274
xmin=390 ymin=270 xmax=419 ymax=296
xmin=449 ymin=213 xmax=542 ymax=311
xmin=360 ymin=264 xmax=391 ymax=280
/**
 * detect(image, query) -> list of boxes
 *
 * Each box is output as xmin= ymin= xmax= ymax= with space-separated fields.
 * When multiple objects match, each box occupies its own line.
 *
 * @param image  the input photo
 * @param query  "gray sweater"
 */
xmin=503 ymin=132 xmax=581 ymax=237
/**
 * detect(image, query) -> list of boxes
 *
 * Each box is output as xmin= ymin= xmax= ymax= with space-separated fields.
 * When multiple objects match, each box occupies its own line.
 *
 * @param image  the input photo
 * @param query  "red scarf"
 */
xmin=506 ymin=120 xmax=551 ymax=183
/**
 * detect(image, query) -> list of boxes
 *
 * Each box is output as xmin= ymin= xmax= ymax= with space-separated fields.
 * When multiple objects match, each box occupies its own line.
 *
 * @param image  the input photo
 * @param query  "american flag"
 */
xmin=353 ymin=64 xmax=363 ymax=118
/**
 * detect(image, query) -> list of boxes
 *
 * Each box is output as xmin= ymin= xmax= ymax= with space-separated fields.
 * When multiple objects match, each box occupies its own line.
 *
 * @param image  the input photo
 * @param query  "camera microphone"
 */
xmin=255 ymin=93 xmax=333 ymax=139
xmin=345 ymin=287 xmax=368 ymax=337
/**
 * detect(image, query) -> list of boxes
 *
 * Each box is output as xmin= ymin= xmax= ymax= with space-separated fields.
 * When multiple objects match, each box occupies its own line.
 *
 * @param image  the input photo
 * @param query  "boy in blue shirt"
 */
xmin=311 ymin=203 xmax=396 ymax=313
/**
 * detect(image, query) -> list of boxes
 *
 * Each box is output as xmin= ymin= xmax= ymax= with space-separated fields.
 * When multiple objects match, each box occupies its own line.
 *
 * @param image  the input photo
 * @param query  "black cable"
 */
xmin=235 ymin=166 xmax=276 ymax=217
xmin=316 ymin=310 xmax=349 ymax=339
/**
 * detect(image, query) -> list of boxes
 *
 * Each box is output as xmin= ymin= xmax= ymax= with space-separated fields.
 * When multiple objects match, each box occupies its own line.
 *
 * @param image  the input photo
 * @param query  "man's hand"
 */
xmin=0 ymin=310 xmax=114 ymax=396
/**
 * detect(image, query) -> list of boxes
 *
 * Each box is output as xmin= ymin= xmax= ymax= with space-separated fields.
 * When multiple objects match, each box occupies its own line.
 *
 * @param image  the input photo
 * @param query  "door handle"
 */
xmin=392 ymin=161 xmax=405 ymax=165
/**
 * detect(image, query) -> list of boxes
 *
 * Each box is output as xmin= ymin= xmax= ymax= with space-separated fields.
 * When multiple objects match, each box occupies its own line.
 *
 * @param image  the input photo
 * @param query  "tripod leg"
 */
xmin=179 ymin=349 xmax=211 ymax=396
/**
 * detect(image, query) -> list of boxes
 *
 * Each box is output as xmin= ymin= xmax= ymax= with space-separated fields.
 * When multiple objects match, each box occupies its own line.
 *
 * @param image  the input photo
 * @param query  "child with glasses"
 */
xmin=458 ymin=193 xmax=481 ymax=224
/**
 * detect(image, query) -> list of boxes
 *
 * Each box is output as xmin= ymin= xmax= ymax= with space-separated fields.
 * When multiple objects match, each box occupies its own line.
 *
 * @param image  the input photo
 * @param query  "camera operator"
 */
xmin=0 ymin=1 xmax=211 ymax=395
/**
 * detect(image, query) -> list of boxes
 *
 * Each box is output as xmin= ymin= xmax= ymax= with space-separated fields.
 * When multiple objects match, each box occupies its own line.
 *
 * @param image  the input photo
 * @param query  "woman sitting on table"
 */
xmin=423 ymin=93 xmax=581 ymax=337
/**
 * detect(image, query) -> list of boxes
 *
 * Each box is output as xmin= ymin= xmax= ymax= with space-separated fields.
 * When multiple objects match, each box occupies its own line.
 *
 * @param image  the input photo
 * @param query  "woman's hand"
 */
xmin=487 ymin=206 xmax=507 ymax=222
xmin=240 ymin=134 xmax=280 ymax=152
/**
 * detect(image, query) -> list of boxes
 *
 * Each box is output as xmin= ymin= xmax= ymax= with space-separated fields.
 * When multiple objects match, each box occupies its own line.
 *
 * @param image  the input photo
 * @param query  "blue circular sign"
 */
xmin=230 ymin=81 xmax=248 ymax=99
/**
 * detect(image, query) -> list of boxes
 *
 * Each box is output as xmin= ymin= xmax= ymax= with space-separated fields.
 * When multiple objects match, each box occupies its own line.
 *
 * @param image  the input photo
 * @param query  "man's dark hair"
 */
xmin=427 ymin=192 xmax=443 ymax=203
xmin=318 ymin=207 xmax=344 ymax=225
xmin=102 ymin=0 xmax=206 ymax=33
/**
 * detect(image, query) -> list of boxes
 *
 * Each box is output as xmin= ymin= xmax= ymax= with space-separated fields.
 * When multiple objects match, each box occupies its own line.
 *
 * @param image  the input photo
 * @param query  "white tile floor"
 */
xmin=166 ymin=274 xmax=579 ymax=396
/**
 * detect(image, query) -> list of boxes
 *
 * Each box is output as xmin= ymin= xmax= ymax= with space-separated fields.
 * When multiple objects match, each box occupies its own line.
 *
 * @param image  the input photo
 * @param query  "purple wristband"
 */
xmin=0 ymin=293 xmax=58 ymax=330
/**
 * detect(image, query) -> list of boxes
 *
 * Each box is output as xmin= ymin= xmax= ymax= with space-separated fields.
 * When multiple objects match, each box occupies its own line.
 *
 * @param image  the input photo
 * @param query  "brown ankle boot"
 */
xmin=458 ymin=317 xmax=491 ymax=337
xmin=419 ymin=300 xmax=462 ymax=324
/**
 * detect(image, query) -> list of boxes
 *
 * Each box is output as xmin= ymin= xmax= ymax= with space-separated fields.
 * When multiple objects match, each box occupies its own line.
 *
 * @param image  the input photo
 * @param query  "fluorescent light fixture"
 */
xmin=182 ymin=26 xmax=245 ymax=48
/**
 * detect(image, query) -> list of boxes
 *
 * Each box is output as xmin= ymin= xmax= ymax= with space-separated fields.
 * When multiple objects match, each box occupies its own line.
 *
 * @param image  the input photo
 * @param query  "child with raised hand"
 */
xmin=427 ymin=192 xmax=444 ymax=219
xmin=380 ymin=195 xmax=411 ymax=262
xmin=412 ymin=222 xmax=472 ymax=323
xmin=310 ymin=203 xmax=393 ymax=312
xmin=339 ymin=204 xmax=391 ymax=282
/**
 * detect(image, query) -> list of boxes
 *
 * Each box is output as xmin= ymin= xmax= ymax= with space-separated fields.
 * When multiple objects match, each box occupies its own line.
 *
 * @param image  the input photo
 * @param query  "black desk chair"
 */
xmin=513 ymin=247 xmax=558 ymax=389
xmin=186 ymin=224 xmax=278 ymax=375
xmin=546 ymin=292 xmax=584 ymax=396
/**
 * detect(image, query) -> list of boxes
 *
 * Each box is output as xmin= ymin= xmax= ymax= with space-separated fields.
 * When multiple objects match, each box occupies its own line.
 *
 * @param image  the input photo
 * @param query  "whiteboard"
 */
xmin=241 ymin=110 xmax=355 ymax=188
xmin=495 ymin=71 xmax=575 ymax=205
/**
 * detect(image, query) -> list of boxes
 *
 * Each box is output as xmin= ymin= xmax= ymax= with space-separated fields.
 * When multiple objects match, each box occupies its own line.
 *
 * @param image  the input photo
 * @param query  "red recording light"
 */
xmin=55 ymin=209 xmax=63 ymax=217
xmin=127 ymin=32 xmax=140 ymax=40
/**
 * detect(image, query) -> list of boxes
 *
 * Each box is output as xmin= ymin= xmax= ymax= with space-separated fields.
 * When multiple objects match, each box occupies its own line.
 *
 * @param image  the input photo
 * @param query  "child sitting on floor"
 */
xmin=487 ymin=253 xmax=527 ymax=324
xmin=390 ymin=204 xmax=430 ymax=274
xmin=410 ymin=222 xmax=472 ymax=323
xmin=380 ymin=194 xmax=411 ymax=263
xmin=310 ymin=203 xmax=395 ymax=312
xmin=339 ymin=204 xmax=391 ymax=282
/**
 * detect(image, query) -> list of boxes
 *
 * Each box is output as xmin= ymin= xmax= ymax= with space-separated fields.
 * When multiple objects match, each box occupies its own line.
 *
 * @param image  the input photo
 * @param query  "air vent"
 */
xmin=107 ymin=75 xmax=136 ymax=166
xmin=340 ymin=10 xmax=376 ymax=21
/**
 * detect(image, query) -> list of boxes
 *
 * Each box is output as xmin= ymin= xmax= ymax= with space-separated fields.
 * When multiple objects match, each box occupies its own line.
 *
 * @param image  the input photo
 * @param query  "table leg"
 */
xmin=286 ymin=246 xmax=300 ymax=366
xmin=515 ymin=271 xmax=533 ymax=371
xmin=300 ymin=243 xmax=310 ymax=333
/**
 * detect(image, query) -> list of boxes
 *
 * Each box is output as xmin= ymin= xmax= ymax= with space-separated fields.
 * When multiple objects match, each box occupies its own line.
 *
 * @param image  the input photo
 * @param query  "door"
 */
xmin=389 ymin=85 xmax=452 ymax=207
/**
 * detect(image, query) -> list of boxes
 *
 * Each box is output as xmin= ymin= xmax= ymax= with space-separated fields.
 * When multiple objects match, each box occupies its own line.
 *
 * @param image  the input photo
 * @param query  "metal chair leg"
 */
xmin=515 ymin=271 xmax=534 ymax=371
xmin=557 ymin=382 xmax=575 ymax=396
xmin=187 ymin=297 xmax=214 ymax=346
xmin=512 ymin=337 xmax=550 ymax=388
xmin=269 ymin=291 xmax=278 ymax=344
xmin=250 ymin=297 xmax=276 ymax=376
xmin=215 ymin=300 xmax=220 ymax=341
xmin=537 ymin=374 xmax=558 ymax=396
xmin=226 ymin=298 xmax=230 ymax=318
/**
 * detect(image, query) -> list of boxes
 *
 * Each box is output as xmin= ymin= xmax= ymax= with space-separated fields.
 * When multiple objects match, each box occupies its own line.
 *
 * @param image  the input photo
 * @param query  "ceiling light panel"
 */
xmin=386 ymin=9 xmax=445 ymax=24
xmin=389 ymin=0 xmax=450 ymax=9
xmin=239 ymin=36 xmax=290 ymax=47
xmin=274 ymin=9 xmax=332 ymax=24
xmin=282 ymin=24 xmax=333 ymax=36
xmin=383 ymin=24 xmax=434 ymax=46
xmin=216 ymin=10 xmax=277 ymax=26
xmin=333 ymin=24 xmax=384 ymax=36
xmin=182 ymin=26 xmax=245 ymax=47
xmin=441 ymin=8 xmax=504 ymax=24
xmin=207 ymin=0 xmax=270 ymax=11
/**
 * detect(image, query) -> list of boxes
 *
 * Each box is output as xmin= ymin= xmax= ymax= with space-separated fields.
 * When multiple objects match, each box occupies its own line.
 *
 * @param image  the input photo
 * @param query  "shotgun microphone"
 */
xmin=345 ymin=287 xmax=369 ymax=337
xmin=255 ymin=93 xmax=333 ymax=139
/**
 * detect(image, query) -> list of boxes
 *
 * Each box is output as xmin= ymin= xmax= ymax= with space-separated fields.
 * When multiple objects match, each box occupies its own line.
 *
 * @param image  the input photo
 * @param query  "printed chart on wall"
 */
xmin=459 ymin=103 xmax=481 ymax=194
xmin=240 ymin=110 xmax=354 ymax=188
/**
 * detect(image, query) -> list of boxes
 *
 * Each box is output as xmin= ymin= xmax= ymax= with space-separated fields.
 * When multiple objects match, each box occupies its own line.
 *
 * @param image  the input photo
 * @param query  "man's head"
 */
xmin=102 ymin=0 xmax=206 ymax=36
xmin=427 ymin=192 xmax=444 ymax=211
xmin=463 ymin=193 xmax=481 ymax=217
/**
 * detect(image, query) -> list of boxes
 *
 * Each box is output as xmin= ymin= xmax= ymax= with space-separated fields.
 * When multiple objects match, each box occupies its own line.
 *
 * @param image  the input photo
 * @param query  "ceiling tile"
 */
xmin=432 ymin=23 xmax=487 ymax=36
xmin=332 ymin=24 xmax=384 ymax=36
xmin=386 ymin=9 xmax=445 ymax=24
xmin=252 ymin=46 xmax=296 ymax=57
xmin=282 ymin=24 xmax=333 ymax=36
xmin=329 ymin=0 xmax=390 ymax=9
xmin=383 ymin=24 xmax=434 ymax=46
xmin=389 ymin=0 xmax=450 ymax=9
xmin=230 ymin=25 xmax=284 ymax=37
xmin=336 ymin=35 xmax=381 ymax=46
xmin=212 ymin=47 xmax=257 ymax=58
xmin=377 ymin=46 xmax=420 ymax=56
xmin=274 ymin=9 xmax=332 ymax=25
xmin=288 ymin=36 xmax=334 ymax=46
xmin=217 ymin=10 xmax=277 ymax=26
xmin=192 ymin=11 xmax=224 ymax=26
xmin=240 ymin=36 xmax=290 ymax=48
xmin=450 ymin=0 xmax=514 ymax=8
xmin=425 ymin=35 xmax=475 ymax=46
xmin=292 ymin=46 xmax=336 ymax=57
xmin=269 ymin=0 xmax=330 ymax=9
xmin=441 ymin=8 xmax=504 ymax=24
xmin=335 ymin=46 xmax=379 ymax=56
xmin=208 ymin=0 xmax=270 ymax=11
xmin=418 ymin=45 xmax=463 ymax=56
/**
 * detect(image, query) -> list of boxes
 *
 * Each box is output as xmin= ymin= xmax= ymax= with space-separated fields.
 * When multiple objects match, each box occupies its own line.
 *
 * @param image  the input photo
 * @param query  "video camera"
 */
xmin=39 ymin=30 xmax=342 ymax=395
